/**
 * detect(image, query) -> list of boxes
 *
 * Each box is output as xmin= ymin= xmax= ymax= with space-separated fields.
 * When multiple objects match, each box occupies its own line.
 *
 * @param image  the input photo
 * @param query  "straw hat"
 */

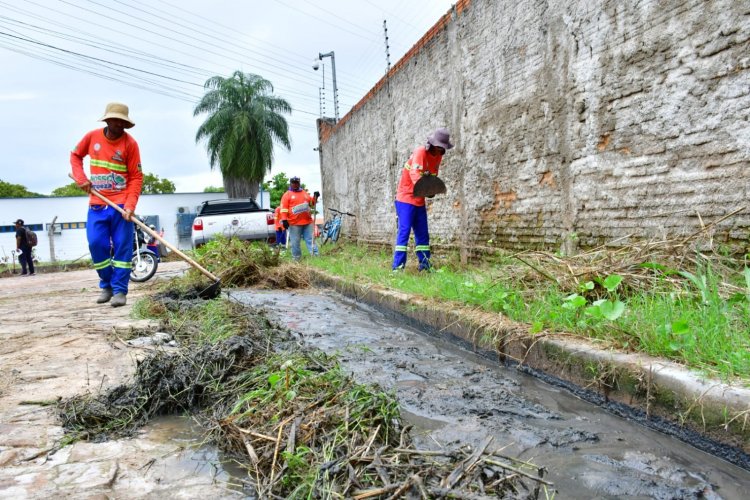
xmin=99 ymin=102 xmax=135 ymax=128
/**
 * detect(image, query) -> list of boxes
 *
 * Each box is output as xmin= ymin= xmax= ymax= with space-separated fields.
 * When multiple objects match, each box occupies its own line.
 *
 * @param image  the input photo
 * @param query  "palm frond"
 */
xmin=193 ymin=71 xmax=292 ymax=196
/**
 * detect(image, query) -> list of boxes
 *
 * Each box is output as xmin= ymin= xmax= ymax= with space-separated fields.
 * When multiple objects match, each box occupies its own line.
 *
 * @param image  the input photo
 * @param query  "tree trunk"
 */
xmin=223 ymin=176 xmax=260 ymax=200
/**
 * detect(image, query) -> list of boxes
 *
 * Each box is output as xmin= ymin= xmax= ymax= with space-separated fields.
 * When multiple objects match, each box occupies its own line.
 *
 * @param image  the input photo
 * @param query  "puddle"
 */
xmin=137 ymin=415 xmax=252 ymax=497
xmin=231 ymin=289 xmax=750 ymax=499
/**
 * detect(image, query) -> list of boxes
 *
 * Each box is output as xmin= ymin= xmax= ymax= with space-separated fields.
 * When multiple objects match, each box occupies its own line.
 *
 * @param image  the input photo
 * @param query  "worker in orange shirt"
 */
xmin=273 ymin=205 xmax=287 ymax=247
xmin=392 ymin=127 xmax=453 ymax=271
xmin=279 ymin=176 xmax=319 ymax=261
xmin=71 ymin=102 xmax=144 ymax=307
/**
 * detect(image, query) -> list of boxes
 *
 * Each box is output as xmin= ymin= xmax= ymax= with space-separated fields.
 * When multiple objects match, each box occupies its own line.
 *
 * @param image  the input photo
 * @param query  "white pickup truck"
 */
xmin=191 ymin=198 xmax=275 ymax=248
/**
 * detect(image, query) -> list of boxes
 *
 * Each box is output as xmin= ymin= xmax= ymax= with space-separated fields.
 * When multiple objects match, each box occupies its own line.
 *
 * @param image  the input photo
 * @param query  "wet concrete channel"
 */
xmin=231 ymin=288 xmax=750 ymax=499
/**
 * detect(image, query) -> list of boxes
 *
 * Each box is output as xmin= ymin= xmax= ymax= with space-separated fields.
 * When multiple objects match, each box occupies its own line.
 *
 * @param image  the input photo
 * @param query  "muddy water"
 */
xmin=138 ymin=416 xmax=252 ymax=497
xmin=232 ymin=289 xmax=750 ymax=499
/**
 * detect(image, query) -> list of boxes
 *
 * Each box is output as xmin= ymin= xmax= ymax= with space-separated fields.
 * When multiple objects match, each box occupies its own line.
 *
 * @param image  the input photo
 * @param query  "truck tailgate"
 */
xmin=204 ymin=214 xmax=270 ymax=240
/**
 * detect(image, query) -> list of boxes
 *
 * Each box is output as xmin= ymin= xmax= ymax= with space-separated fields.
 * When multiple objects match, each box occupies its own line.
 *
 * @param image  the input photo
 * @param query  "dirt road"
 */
xmin=0 ymin=263 xmax=244 ymax=498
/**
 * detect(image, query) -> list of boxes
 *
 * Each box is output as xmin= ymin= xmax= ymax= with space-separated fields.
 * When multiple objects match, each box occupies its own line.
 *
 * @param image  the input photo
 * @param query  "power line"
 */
xmin=3 ymin=0 xmax=460 ymax=124
xmin=58 ymin=0 xmax=325 ymax=91
xmin=0 ymin=8 xmax=327 ymax=103
xmin=271 ymin=0 xmax=381 ymax=42
xmin=0 ymin=29 xmax=325 ymax=123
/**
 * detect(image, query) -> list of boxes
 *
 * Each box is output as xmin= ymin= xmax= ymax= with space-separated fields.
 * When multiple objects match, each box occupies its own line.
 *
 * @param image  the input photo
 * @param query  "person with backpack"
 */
xmin=14 ymin=219 xmax=36 ymax=276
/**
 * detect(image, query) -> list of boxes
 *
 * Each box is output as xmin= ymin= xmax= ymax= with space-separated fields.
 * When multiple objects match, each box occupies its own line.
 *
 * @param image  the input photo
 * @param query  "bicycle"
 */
xmin=319 ymin=208 xmax=355 ymax=245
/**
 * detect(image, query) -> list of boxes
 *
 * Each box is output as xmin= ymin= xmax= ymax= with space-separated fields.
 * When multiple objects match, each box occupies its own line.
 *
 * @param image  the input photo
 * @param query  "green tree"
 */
xmin=194 ymin=71 xmax=292 ymax=199
xmin=50 ymin=182 xmax=86 ymax=197
xmin=262 ymin=172 xmax=289 ymax=208
xmin=142 ymin=173 xmax=176 ymax=194
xmin=204 ymin=186 xmax=226 ymax=193
xmin=0 ymin=180 xmax=42 ymax=198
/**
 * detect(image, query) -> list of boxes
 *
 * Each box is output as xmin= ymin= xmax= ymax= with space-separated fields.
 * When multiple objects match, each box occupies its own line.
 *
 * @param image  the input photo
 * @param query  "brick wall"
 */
xmin=318 ymin=0 xmax=750 ymax=251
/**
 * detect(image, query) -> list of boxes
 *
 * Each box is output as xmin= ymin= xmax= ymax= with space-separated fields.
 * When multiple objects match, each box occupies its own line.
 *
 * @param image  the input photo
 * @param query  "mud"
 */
xmin=232 ymin=288 xmax=750 ymax=499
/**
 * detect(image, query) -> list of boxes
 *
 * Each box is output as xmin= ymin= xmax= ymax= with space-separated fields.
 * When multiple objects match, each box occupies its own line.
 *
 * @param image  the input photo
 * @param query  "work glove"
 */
xmin=282 ymin=220 xmax=289 ymax=230
xmin=313 ymin=191 xmax=320 ymax=199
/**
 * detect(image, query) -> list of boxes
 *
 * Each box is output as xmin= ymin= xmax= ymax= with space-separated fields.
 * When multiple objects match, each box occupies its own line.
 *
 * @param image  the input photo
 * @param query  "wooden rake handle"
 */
xmin=69 ymin=174 xmax=220 ymax=283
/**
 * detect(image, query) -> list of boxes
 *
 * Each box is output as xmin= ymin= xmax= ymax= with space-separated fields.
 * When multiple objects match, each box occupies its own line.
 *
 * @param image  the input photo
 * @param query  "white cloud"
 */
xmin=0 ymin=93 xmax=36 ymax=101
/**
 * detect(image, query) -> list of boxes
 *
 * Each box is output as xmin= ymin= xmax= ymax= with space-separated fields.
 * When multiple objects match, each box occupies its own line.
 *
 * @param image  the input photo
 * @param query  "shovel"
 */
xmin=70 ymin=175 xmax=221 ymax=299
xmin=413 ymin=175 xmax=447 ymax=198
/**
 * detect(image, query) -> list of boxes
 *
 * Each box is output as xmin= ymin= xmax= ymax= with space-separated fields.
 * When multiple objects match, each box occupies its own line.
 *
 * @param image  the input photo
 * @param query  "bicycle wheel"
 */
xmin=130 ymin=251 xmax=158 ymax=282
xmin=330 ymin=222 xmax=341 ymax=243
xmin=320 ymin=221 xmax=332 ymax=246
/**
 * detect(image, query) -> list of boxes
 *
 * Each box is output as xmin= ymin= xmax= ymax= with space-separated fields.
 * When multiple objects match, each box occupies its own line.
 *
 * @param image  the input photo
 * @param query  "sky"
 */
xmin=0 ymin=0 xmax=455 ymax=196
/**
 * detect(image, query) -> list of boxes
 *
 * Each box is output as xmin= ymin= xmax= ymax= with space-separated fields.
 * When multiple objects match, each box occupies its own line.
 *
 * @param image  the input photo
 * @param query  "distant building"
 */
xmin=0 ymin=192 xmax=234 ymax=263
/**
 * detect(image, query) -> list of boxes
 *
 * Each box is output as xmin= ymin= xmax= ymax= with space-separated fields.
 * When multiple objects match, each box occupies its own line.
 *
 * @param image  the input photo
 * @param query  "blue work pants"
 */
xmin=275 ymin=229 xmax=287 ymax=246
xmin=87 ymin=205 xmax=134 ymax=295
xmin=392 ymin=201 xmax=431 ymax=270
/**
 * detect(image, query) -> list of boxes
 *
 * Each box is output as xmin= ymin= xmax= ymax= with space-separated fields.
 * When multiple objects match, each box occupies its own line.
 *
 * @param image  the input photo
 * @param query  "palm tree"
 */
xmin=194 ymin=71 xmax=292 ymax=198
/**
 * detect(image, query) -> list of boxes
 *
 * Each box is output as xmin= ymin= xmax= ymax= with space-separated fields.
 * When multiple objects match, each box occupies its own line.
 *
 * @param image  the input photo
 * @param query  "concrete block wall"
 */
xmin=318 ymin=0 xmax=750 ymax=251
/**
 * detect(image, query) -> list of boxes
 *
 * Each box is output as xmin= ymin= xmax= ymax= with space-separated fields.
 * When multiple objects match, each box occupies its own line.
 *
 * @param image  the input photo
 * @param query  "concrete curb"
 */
xmin=308 ymin=269 xmax=750 ymax=454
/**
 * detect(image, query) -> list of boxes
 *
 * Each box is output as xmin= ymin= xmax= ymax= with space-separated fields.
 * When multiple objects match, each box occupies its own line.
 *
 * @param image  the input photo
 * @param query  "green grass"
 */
xmin=307 ymin=243 xmax=750 ymax=381
xmin=132 ymin=295 xmax=254 ymax=343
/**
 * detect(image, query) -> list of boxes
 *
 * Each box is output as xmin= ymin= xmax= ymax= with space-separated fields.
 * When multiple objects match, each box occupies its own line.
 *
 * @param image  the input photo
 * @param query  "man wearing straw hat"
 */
xmin=71 ymin=102 xmax=144 ymax=307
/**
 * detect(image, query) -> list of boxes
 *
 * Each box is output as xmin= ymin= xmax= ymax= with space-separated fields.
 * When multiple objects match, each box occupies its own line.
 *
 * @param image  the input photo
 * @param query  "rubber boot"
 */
xmin=110 ymin=293 xmax=127 ymax=308
xmin=97 ymin=288 xmax=113 ymax=304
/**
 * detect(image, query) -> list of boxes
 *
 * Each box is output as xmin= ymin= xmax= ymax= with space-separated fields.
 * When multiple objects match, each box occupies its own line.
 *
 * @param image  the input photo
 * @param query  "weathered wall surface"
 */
xmin=319 ymin=0 xmax=750 ymax=251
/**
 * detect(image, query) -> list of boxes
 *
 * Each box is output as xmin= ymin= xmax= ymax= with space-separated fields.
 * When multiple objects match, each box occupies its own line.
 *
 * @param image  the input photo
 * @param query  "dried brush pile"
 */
xmin=510 ymin=231 xmax=748 ymax=298
xmin=59 ymin=336 xmax=261 ymax=441
xmin=208 ymin=352 xmax=550 ymax=498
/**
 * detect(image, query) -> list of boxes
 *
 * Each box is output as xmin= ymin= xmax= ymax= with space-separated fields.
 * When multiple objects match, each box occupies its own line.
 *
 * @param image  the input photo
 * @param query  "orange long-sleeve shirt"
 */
xmin=70 ymin=128 xmax=144 ymax=212
xmin=395 ymin=145 xmax=443 ymax=207
xmin=280 ymin=189 xmax=317 ymax=226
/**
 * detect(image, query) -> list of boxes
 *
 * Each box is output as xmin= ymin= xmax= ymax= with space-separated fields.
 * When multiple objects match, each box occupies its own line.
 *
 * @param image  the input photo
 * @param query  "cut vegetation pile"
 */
xmin=190 ymin=237 xmax=311 ymax=289
xmin=59 ymin=336 xmax=262 ymax=442
xmin=209 ymin=353 xmax=549 ymax=498
xmin=58 ymin=287 xmax=549 ymax=498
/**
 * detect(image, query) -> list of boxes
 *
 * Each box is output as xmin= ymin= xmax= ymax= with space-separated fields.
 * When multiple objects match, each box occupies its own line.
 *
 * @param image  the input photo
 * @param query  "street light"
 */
xmin=313 ymin=51 xmax=339 ymax=122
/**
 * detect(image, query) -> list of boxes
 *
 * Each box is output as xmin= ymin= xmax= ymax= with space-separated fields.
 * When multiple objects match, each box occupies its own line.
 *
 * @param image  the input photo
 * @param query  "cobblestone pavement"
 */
xmin=0 ymin=263 xmax=245 ymax=499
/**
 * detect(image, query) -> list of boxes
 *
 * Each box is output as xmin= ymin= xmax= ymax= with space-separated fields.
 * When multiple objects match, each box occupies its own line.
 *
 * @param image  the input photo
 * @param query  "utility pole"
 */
xmin=314 ymin=51 xmax=339 ymax=122
xmin=318 ymin=63 xmax=326 ymax=118
xmin=383 ymin=20 xmax=391 ymax=74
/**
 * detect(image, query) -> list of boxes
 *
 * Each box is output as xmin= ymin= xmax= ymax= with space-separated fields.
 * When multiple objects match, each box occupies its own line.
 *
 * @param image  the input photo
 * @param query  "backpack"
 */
xmin=24 ymin=227 xmax=38 ymax=247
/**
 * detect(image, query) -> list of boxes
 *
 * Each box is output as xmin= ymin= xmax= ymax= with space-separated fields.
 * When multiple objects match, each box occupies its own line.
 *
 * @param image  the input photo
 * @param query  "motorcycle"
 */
xmin=130 ymin=224 xmax=158 ymax=282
